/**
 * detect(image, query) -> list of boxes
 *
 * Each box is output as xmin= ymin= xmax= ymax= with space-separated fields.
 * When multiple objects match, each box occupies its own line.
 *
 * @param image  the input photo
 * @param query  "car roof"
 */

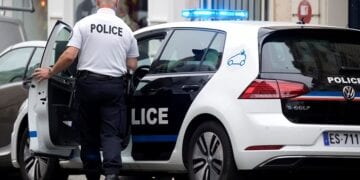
xmin=10 ymin=41 xmax=47 ymax=48
xmin=134 ymin=21 xmax=356 ymax=34
xmin=0 ymin=41 xmax=46 ymax=57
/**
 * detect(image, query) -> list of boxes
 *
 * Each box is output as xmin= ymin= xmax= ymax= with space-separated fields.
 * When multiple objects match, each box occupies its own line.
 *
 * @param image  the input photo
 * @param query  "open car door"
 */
xmin=28 ymin=21 xmax=78 ymax=157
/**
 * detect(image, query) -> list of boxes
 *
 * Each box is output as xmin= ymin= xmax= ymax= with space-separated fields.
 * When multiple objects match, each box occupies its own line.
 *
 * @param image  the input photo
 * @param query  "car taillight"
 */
xmin=239 ymin=79 xmax=309 ymax=99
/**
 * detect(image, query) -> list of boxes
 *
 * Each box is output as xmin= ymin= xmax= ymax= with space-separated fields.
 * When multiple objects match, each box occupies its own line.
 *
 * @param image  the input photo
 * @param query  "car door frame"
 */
xmin=28 ymin=21 xmax=75 ymax=157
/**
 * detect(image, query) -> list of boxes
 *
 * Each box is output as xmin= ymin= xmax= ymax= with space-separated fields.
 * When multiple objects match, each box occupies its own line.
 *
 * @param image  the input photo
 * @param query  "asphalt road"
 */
xmin=1 ymin=169 xmax=358 ymax=180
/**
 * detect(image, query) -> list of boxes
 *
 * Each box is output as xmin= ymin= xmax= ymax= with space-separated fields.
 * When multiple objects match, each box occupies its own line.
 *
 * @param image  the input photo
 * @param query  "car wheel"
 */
xmin=186 ymin=121 xmax=237 ymax=180
xmin=172 ymin=174 xmax=188 ymax=180
xmin=18 ymin=127 xmax=68 ymax=180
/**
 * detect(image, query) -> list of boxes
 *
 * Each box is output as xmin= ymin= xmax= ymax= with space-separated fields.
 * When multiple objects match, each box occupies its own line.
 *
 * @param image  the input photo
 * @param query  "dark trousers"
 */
xmin=75 ymin=74 xmax=126 ymax=178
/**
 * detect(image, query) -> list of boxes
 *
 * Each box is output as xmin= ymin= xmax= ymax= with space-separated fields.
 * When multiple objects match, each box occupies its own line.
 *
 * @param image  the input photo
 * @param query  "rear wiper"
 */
xmin=339 ymin=66 xmax=360 ymax=74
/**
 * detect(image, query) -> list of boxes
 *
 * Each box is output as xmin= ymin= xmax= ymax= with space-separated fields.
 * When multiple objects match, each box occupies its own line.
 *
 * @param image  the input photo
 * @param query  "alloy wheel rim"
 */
xmin=23 ymin=137 xmax=49 ymax=180
xmin=192 ymin=132 xmax=223 ymax=180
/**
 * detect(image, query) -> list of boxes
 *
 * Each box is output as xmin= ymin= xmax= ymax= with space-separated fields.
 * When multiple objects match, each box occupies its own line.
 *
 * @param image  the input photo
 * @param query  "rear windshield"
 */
xmin=261 ymin=29 xmax=360 ymax=76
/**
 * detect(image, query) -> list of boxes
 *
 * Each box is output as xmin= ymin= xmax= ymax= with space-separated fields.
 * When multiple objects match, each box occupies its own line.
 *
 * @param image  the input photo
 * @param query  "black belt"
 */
xmin=77 ymin=70 xmax=123 ymax=80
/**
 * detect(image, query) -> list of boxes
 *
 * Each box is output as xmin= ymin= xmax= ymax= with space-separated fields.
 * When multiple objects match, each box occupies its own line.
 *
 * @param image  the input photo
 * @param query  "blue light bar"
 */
xmin=182 ymin=9 xmax=249 ymax=21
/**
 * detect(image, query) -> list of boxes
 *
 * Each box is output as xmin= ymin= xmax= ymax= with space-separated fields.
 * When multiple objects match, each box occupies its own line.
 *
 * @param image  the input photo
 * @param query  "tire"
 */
xmin=18 ymin=127 xmax=68 ymax=180
xmin=186 ymin=121 xmax=237 ymax=180
xmin=173 ymin=174 xmax=188 ymax=180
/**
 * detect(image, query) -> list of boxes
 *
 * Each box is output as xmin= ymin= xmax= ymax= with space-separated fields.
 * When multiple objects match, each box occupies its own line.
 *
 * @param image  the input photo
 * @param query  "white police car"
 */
xmin=11 ymin=9 xmax=360 ymax=180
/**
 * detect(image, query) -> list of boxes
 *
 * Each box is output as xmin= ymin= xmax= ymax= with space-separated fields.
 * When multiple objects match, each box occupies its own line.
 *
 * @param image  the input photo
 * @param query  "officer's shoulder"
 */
xmin=74 ymin=14 xmax=97 ymax=27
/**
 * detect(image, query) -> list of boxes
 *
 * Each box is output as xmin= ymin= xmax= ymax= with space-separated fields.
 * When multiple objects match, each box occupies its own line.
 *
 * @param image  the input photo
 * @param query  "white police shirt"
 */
xmin=67 ymin=8 xmax=139 ymax=77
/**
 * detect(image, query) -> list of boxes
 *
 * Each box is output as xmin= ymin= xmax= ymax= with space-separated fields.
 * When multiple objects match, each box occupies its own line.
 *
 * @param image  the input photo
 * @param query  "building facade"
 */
xmin=268 ymin=0 xmax=349 ymax=27
xmin=0 ymin=0 xmax=359 ymax=40
xmin=0 ymin=0 xmax=47 ymax=40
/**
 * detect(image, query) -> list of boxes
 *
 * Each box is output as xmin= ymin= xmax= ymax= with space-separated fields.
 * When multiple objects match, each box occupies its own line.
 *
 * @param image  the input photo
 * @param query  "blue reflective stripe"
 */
xmin=306 ymin=91 xmax=342 ymax=96
xmin=132 ymin=135 xmax=177 ymax=143
xmin=306 ymin=91 xmax=360 ymax=97
xmin=29 ymin=131 xmax=37 ymax=138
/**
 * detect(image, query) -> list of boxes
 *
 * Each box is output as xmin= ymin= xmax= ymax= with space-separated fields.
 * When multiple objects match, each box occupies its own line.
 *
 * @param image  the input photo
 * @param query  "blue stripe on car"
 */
xmin=306 ymin=91 xmax=360 ymax=97
xmin=132 ymin=135 xmax=178 ymax=143
xmin=29 ymin=131 xmax=37 ymax=138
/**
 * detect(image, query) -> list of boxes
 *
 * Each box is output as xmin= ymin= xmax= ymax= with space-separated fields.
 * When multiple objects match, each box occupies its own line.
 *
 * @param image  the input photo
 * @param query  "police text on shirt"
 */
xmin=90 ymin=24 xmax=123 ymax=37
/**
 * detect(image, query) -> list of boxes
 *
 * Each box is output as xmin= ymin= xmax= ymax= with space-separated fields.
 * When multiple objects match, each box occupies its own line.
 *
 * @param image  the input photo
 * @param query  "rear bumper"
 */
xmin=257 ymin=156 xmax=360 ymax=170
xmin=234 ymin=144 xmax=360 ymax=170
xmin=225 ymin=100 xmax=360 ymax=170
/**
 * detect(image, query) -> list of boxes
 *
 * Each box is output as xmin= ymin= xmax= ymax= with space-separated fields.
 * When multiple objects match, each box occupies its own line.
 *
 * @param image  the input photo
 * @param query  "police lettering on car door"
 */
xmin=131 ymin=108 xmax=169 ymax=125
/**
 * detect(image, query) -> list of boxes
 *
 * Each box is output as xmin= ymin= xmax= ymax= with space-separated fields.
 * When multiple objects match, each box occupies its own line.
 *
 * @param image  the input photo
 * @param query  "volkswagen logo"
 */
xmin=342 ymin=86 xmax=356 ymax=101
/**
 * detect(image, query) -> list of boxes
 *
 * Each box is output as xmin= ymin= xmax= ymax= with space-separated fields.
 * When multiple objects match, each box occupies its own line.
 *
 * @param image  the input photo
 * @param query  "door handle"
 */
xmin=22 ymin=77 xmax=35 ymax=89
xmin=181 ymin=84 xmax=200 ymax=92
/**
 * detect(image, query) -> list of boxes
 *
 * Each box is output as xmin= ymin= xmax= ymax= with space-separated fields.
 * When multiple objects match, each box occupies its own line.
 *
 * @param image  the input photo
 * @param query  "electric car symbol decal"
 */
xmin=227 ymin=49 xmax=246 ymax=66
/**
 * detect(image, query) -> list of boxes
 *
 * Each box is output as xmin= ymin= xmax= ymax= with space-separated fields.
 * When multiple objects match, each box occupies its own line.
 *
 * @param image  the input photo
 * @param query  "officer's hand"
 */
xmin=32 ymin=67 xmax=52 ymax=82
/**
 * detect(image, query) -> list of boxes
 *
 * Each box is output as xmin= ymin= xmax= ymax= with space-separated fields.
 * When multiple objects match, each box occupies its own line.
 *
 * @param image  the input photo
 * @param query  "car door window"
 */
xmin=50 ymin=28 xmax=73 ymax=77
xmin=25 ymin=47 xmax=45 ymax=78
xmin=52 ymin=30 xmax=71 ymax=64
xmin=199 ymin=33 xmax=226 ymax=71
xmin=137 ymin=34 xmax=165 ymax=67
xmin=151 ymin=29 xmax=217 ymax=73
xmin=0 ymin=47 xmax=34 ymax=85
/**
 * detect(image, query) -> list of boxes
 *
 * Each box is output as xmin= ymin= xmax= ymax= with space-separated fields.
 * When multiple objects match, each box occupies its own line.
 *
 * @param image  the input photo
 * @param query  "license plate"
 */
xmin=323 ymin=132 xmax=360 ymax=147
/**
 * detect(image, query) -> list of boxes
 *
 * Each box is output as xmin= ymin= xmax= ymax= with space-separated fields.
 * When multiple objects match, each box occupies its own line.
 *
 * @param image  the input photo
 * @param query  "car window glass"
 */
xmin=262 ymin=42 xmax=302 ymax=74
xmin=151 ymin=30 xmax=216 ymax=73
xmin=25 ymin=47 xmax=44 ymax=78
xmin=199 ymin=33 xmax=225 ymax=71
xmin=50 ymin=28 xmax=71 ymax=66
xmin=261 ymin=30 xmax=360 ymax=78
xmin=49 ymin=27 xmax=72 ymax=77
xmin=0 ymin=47 xmax=34 ymax=85
xmin=137 ymin=35 xmax=165 ymax=67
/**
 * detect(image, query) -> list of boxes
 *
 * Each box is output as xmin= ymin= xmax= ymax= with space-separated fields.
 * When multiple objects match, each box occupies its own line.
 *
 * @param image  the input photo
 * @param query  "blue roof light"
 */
xmin=182 ymin=9 xmax=249 ymax=21
xmin=193 ymin=10 xmax=214 ymax=16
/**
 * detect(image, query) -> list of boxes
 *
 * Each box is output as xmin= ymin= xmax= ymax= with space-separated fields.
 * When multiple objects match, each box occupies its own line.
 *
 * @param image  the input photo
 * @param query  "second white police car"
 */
xmin=11 ymin=9 xmax=360 ymax=180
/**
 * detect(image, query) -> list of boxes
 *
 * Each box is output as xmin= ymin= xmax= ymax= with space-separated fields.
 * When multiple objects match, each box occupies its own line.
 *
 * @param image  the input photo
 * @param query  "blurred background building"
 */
xmin=0 ymin=0 xmax=359 ymax=40
xmin=0 ymin=0 xmax=47 ymax=40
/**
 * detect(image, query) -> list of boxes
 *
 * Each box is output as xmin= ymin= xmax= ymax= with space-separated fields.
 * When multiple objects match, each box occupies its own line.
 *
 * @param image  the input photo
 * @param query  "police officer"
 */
xmin=33 ymin=0 xmax=138 ymax=180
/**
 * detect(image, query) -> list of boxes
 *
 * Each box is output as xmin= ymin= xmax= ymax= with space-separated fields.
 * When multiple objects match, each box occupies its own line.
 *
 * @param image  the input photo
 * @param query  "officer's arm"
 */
xmin=127 ymin=57 xmax=137 ymax=71
xmin=33 ymin=47 xmax=79 ymax=82
xmin=49 ymin=47 xmax=79 ymax=76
